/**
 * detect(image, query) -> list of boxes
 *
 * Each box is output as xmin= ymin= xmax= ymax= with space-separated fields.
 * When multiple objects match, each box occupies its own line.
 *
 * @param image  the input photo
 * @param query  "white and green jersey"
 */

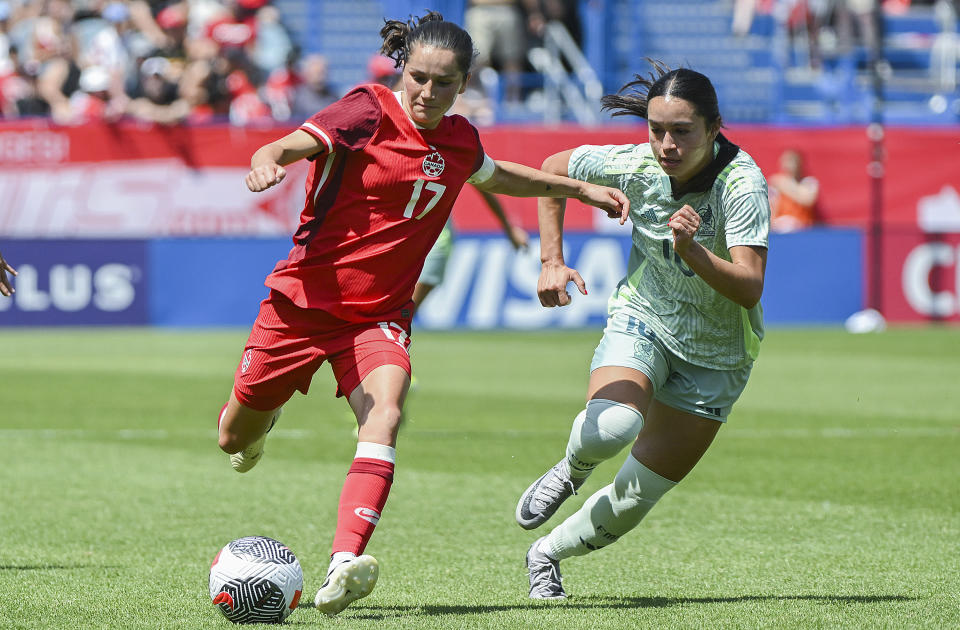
xmin=568 ymin=140 xmax=770 ymax=370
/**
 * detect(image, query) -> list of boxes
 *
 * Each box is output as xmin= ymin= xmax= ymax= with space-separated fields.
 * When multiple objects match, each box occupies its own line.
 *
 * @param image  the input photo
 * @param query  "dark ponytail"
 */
xmin=601 ymin=59 xmax=723 ymax=128
xmin=378 ymin=11 xmax=476 ymax=77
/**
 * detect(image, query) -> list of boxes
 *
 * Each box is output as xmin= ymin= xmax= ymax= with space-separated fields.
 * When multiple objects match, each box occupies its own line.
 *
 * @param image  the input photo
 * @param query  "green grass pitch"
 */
xmin=1 ymin=326 xmax=957 ymax=629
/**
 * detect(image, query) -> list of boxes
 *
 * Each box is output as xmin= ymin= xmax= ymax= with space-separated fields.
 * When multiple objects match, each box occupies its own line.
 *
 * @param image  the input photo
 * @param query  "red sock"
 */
xmin=331 ymin=454 xmax=395 ymax=555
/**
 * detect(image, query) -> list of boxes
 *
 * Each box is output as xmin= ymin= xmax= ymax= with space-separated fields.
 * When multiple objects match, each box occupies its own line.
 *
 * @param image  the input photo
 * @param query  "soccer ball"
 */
xmin=209 ymin=536 xmax=304 ymax=624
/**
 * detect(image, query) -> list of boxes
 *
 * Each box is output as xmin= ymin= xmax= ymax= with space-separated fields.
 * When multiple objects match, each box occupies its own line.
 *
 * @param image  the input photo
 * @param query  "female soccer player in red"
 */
xmin=216 ymin=12 xmax=629 ymax=617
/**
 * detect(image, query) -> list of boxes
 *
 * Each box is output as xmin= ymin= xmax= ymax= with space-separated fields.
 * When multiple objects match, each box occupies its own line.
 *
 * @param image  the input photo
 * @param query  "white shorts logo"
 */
xmin=378 ymin=322 xmax=410 ymax=352
xmin=422 ymin=150 xmax=445 ymax=177
xmin=354 ymin=507 xmax=380 ymax=525
xmin=241 ymin=349 xmax=253 ymax=373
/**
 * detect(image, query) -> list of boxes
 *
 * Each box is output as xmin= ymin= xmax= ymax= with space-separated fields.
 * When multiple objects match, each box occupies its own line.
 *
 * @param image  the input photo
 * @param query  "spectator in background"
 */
xmin=768 ymin=148 xmax=820 ymax=231
xmin=221 ymin=46 xmax=271 ymax=125
xmin=72 ymin=1 xmax=130 ymax=70
xmin=176 ymin=56 xmax=228 ymax=123
xmin=31 ymin=14 xmax=81 ymax=123
xmin=250 ymin=1 xmax=292 ymax=75
xmin=129 ymin=55 xmax=177 ymax=103
xmin=465 ymin=0 xmax=537 ymax=105
xmin=153 ymin=3 xmax=189 ymax=60
xmin=262 ymin=46 xmax=299 ymax=120
xmin=204 ymin=0 xmax=263 ymax=55
xmin=367 ymin=52 xmax=399 ymax=88
xmin=524 ymin=0 xmax=582 ymax=46
xmin=128 ymin=0 xmax=178 ymax=53
xmin=68 ymin=63 xmax=126 ymax=122
xmin=0 ymin=248 xmax=15 ymax=297
xmin=809 ymin=0 xmax=879 ymax=69
xmin=288 ymin=52 xmax=337 ymax=119
xmin=1 ymin=44 xmax=51 ymax=117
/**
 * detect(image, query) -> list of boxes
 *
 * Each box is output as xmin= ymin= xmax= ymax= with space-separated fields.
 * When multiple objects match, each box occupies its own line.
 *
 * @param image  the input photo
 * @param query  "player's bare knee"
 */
xmin=358 ymin=405 xmax=402 ymax=443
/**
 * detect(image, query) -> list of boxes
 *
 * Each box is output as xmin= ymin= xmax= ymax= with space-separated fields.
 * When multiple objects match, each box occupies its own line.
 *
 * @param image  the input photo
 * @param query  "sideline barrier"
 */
xmin=0 ymin=229 xmax=869 ymax=327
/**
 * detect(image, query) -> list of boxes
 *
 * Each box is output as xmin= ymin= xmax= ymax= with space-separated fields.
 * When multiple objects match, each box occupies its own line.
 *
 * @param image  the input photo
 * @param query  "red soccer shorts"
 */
xmin=233 ymin=290 xmax=412 ymax=410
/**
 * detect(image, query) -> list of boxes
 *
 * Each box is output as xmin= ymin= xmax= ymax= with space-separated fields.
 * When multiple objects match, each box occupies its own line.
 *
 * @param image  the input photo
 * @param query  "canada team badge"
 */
xmin=422 ymin=149 xmax=445 ymax=177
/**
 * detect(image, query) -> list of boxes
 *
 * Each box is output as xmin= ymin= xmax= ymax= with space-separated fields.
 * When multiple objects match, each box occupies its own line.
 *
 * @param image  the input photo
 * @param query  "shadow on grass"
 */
xmin=317 ymin=594 xmax=917 ymax=620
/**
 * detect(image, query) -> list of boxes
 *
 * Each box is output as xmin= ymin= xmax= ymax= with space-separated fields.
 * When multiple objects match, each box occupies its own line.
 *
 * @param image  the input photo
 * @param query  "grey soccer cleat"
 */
xmin=516 ymin=460 xmax=584 ymax=530
xmin=314 ymin=554 xmax=379 ymax=616
xmin=526 ymin=537 xmax=566 ymax=599
xmin=229 ymin=408 xmax=281 ymax=473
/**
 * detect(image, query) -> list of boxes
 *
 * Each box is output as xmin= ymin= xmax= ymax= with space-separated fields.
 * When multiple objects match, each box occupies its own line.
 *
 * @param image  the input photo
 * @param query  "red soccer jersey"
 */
xmin=265 ymin=84 xmax=487 ymax=321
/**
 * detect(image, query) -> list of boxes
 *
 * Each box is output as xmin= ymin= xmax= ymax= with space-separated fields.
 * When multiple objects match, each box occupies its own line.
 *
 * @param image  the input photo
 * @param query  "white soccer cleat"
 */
xmin=229 ymin=408 xmax=281 ymax=473
xmin=314 ymin=555 xmax=379 ymax=617
xmin=516 ymin=459 xmax=584 ymax=530
xmin=526 ymin=537 xmax=566 ymax=599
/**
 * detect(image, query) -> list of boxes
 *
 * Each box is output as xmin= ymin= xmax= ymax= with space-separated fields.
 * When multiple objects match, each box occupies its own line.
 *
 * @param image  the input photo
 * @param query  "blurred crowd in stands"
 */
xmin=0 ymin=0 xmax=331 ymax=125
xmin=0 ymin=0 xmax=579 ymax=126
xmin=734 ymin=0 xmax=959 ymax=70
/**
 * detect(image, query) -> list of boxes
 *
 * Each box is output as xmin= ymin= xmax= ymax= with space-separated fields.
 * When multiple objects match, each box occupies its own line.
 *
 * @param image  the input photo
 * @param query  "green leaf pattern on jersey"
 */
xmin=568 ymin=143 xmax=770 ymax=369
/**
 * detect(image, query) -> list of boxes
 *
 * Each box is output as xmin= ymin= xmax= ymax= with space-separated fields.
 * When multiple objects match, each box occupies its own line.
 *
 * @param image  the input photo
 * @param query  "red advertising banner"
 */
xmin=0 ymin=122 xmax=302 ymax=237
xmin=464 ymin=124 xmax=960 ymax=232
xmin=877 ymin=229 xmax=960 ymax=322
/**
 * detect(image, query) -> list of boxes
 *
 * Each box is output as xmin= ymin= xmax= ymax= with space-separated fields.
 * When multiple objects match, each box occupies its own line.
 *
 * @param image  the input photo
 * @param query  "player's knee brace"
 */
xmin=565 ymin=399 xmax=644 ymax=475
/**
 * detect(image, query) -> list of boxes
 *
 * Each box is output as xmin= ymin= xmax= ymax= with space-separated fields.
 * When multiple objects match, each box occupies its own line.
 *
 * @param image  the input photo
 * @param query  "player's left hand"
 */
xmin=669 ymin=204 xmax=701 ymax=254
xmin=538 ymin=260 xmax=586 ymax=307
xmin=0 ymin=249 xmax=17 ymax=297
xmin=579 ymin=184 xmax=630 ymax=225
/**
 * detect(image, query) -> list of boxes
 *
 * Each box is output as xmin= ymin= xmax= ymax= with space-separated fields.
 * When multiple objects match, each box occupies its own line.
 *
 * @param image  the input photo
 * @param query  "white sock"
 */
xmin=545 ymin=454 xmax=676 ymax=560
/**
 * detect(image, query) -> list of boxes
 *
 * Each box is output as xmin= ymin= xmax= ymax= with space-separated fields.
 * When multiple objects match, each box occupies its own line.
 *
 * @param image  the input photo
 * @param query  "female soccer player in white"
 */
xmin=216 ymin=12 xmax=629 ymax=616
xmin=515 ymin=61 xmax=770 ymax=599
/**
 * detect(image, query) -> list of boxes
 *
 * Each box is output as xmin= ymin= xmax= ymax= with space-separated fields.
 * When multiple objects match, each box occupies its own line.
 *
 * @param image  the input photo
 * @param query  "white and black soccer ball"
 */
xmin=209 ymin=536 xmax=304 ymax=624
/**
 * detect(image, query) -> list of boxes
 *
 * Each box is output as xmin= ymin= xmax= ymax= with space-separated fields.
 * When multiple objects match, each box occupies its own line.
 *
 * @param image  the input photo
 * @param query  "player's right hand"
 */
xmin=0 ymin=249 xmax=17 ymax=297
xmin=580 ymin=183 xmax=630 ymax=225
xmin=246 ymin=164 xmax=286 ymax=192
xmin=538 ymin=260 xmax=586 ymax=307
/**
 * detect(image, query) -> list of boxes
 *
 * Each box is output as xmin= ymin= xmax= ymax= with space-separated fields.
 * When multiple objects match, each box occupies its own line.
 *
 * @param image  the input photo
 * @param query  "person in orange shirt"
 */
xmin=768 ymin=149 xmax=819 ymax=232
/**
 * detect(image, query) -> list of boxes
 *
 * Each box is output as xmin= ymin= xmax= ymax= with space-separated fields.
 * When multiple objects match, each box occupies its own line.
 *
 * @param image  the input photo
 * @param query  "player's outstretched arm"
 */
xmin=0 ymin=248 xmax=17 ymax=297
xmin=246 ymin=129 xmax=326 ymax=193
xmin=476 ymin=159 xmax=629 ymax=224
